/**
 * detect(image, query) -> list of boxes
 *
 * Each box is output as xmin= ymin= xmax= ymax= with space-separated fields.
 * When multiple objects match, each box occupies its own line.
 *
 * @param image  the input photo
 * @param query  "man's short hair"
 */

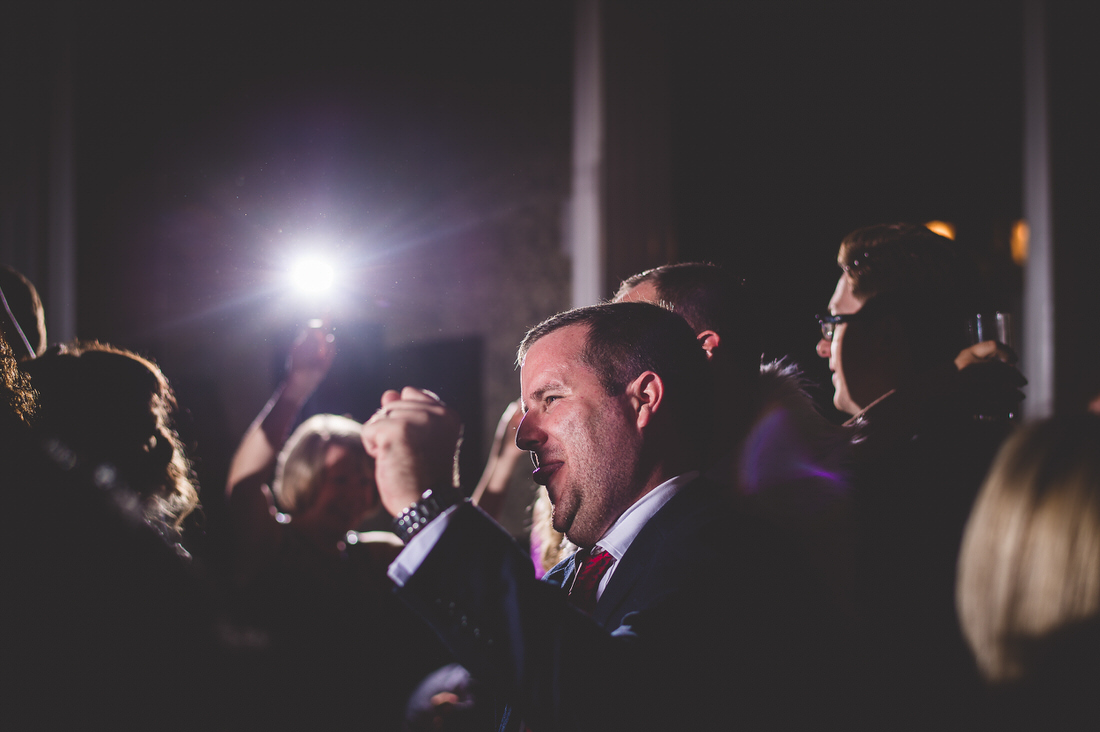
xmin=614 ymin=262 xmax=760 ymax=377
xmin=852 ymin=290 xmax=970 ymax=375
xmin=838 ymin=223 xmax=980 ymax=308
xmin=518 ymin=301 xmax=711 ymax=442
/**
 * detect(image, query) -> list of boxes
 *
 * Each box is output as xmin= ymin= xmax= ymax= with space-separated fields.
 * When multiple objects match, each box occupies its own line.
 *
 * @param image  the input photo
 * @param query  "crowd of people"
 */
xmin=1 ymin=222 xmax=1097 ymax=730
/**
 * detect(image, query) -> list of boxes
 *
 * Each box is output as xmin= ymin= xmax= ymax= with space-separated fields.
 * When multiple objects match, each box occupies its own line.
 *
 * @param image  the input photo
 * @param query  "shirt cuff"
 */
xmin=387 ymin=503 xmax=461 ymax=586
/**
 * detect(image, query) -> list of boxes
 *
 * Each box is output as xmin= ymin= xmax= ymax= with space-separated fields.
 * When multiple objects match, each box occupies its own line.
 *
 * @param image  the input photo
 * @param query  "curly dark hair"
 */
xmin=1 ymin=334 xmax=36 ymax=429
xmin=0 ymin=264 xmax=47 ymax=360
xmin=22 ymin=341 xmax=199 ymax=530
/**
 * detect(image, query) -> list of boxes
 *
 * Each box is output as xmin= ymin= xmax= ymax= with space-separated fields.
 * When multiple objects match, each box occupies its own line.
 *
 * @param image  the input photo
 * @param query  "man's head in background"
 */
xmin=614 ymin=262 xmax=761 ymax=382
xmin=613 ymin=262 xmax=770 ymax=471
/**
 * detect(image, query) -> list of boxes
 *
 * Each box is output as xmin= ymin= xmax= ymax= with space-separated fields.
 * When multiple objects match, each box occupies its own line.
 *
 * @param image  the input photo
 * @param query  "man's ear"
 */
xmin=697 ymin=330 xmax=720 ymax=360
xmin=626 ymin=370 xmax=664 ymax=429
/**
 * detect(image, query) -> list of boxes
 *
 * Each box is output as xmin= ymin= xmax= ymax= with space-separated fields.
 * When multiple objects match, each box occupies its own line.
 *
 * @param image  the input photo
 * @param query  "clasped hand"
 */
xmin=361 ymin=387 xmax=463 ymax=516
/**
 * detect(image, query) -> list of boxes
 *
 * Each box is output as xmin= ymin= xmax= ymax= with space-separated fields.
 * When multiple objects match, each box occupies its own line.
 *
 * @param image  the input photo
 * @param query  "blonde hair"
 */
xmin=272 ymin=413 xmax=370 ymax=514
xmin=957 ymin=415 xmax=1100 ymax=684
xmin=531 ymin=485 xmax=576 ymax=575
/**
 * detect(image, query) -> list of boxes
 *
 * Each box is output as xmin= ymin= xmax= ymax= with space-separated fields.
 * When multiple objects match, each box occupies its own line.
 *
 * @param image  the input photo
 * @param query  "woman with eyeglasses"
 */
xmin=814 ymin=223 xmax=1022 ymax=729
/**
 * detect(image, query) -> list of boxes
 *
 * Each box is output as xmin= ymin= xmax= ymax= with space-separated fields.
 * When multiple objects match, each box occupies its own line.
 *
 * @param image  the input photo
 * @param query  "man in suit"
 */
xmin=363 ymin=302 xmax=830 ymax=731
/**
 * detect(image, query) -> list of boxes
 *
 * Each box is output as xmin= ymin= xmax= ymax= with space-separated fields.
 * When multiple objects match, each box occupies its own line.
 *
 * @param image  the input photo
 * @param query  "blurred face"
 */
xmin=516 ymin=325 xmax=643 ymax=549
xmin=818 ymin=274 xmax=865 ymax=415
xmin=303 ymin=442 xmax=378 ymax=533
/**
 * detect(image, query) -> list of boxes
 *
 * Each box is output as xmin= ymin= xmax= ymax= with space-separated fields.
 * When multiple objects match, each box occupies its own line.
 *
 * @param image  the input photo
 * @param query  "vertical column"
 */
xmin=47 ymin=1 xmax=77 ymax=343
xmin=570 ymin=0 xmax=605 ymax=308
xmin=601 ymin=2 xmax=673 ymax=295
xmin=1021 ymin=0 xmax=1053 ymax=419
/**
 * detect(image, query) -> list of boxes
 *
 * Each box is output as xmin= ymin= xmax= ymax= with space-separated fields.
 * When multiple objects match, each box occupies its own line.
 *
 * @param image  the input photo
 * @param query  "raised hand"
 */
xmin=954 ymin=340 xmax=1017 ymax=371
xmin=361 ymin=387 xmax=463 ymax=516
xmin=285 ymin=323 xmax=336 ymax=398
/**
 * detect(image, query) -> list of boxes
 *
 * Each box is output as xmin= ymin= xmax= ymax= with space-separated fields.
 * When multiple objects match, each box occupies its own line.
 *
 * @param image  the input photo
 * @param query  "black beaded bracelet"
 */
xmin=392 ymin=486 xmax=462 ymax=543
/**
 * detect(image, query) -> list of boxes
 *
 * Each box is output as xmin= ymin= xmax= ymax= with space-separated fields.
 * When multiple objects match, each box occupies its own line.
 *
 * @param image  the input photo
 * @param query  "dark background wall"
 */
xmin=3 ymin=1 xmax=1096 ymax=536
xmin=665 ymin=1 xmax=1028 ymax=399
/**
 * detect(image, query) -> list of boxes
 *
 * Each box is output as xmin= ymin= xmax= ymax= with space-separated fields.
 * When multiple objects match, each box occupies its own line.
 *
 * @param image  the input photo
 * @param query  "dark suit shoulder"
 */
xmin=594 ymin=478 xmax=740 ymax=627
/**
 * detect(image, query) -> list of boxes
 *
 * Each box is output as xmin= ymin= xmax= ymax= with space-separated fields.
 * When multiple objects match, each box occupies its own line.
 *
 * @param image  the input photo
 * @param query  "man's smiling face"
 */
xmin=516 ymin=324 xmax=643 ymax=549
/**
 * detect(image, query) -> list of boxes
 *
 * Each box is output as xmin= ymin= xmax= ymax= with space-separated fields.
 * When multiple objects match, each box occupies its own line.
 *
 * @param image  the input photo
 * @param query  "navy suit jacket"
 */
xmin=396 ymin=478 xmax=836 ymax=731
xmin=540 ymin=478 xmax=728 ymax=633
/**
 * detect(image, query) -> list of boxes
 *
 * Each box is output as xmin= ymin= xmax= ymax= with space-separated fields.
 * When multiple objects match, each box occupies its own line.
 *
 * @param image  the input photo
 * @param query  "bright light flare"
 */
xmin=290 ymin=256 xmax=336 ymax=295
xmin=924 ymin=220 xmax=956 ymax=240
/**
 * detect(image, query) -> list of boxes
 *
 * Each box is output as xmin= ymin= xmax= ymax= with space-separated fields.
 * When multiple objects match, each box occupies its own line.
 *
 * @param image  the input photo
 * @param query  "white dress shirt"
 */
xmin=582 ymin=471 xmax=696 ymax=601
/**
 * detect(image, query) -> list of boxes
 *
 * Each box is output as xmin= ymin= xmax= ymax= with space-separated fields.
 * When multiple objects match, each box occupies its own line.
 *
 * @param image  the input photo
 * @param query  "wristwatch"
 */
xmin=392 ymin=486 xmax=463 ymax=543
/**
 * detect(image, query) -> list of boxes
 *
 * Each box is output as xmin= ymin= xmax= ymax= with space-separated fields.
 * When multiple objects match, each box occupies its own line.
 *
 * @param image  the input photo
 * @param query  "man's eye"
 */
xmin=544 ymin=395 xmax=561 ymax=405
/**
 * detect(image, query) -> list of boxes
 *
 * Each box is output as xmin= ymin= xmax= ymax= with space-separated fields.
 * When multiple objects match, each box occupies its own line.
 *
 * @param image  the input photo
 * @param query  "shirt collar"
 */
xmin=595 ymin=471 xmax=698 ymax=562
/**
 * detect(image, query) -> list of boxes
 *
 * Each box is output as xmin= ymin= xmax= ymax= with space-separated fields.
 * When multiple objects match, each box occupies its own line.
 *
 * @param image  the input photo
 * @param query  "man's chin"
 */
xmin=833 ymin=393 xmax=858 ymax=416
xmin=551 ymin=512 xmax=569 ymax=537
xmin=831 ymin=385 xmax=849 ymax=412
xmin=559 ymin=516 xmax=601 ymax=550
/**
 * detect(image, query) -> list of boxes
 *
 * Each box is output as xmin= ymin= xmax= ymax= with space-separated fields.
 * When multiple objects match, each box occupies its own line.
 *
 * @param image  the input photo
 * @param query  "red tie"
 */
xmin=569 ymin=547 xmax=614 ymax=614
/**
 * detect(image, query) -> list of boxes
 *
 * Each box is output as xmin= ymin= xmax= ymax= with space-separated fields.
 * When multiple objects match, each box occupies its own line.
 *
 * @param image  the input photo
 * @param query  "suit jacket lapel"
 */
xmin=593 ymin=478 xmax=717 ymax=628
xmin=592 ymin=515 xmax=673 ymax=627
xmin=541 ymin=478 xmax=718 ymax=627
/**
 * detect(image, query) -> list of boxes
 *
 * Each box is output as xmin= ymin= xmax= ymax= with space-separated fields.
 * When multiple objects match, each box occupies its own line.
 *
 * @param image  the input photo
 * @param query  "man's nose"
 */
xmin=515 ymin=411 xmax=541 ymax=451
xmin=816 ymin=337 xmax=831 ymax=359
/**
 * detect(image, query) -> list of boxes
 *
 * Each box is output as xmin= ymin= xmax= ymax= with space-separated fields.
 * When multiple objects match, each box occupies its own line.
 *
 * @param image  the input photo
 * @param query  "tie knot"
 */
xmin=587 ymin=547 xmax=610 ymax=565
xmin=569 ymin=547 xmax=614 ymax=614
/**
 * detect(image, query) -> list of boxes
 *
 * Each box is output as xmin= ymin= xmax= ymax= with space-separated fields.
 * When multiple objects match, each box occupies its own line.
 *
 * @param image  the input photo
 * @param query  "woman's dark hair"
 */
xmin=22 ymin=341 xmax=198 ymax=530
xmin=1 ymin=333 xmax=36 ymax=433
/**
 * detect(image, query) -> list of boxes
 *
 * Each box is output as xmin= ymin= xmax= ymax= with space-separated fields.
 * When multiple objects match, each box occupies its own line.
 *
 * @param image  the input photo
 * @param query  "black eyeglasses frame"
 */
xmin=815 ymin=312 xmax=863 ymax=342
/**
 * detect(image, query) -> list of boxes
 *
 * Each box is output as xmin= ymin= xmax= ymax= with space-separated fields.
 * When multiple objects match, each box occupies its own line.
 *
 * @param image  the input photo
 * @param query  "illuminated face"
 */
xmin=818 ymin=274 xmax=865 ymax=415
xmin=303 ymin=442 xmax=378 ymax=533
xmin=516 ymin=325 xmax=644 ymax=549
